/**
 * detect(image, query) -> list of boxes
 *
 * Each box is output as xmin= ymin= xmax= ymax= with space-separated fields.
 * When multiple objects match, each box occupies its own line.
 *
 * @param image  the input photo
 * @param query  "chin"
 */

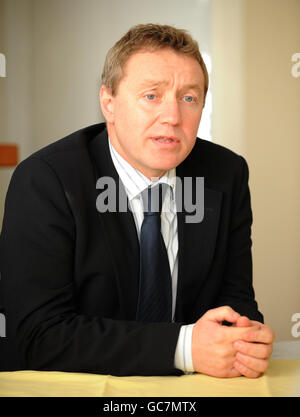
xmin=154 ymin=156 xmax=184 ymax=171
xmin=151 ymin=164 xmax=178 ymax=177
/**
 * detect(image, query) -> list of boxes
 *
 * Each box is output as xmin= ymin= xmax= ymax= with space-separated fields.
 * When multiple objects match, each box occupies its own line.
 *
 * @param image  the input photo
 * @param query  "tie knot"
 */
xmin=141 ymin=183 xmax=168 ymax=215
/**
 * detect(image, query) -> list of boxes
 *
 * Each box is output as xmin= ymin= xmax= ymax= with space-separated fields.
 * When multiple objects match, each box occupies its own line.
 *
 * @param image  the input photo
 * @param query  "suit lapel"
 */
xmin=175 ymin=162 xmax=223 ymax=321
xmin=88 ymin=129 xmax=140 ymax=319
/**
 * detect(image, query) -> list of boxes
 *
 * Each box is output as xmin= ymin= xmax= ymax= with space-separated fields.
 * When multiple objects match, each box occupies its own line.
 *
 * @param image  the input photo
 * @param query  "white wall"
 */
xmin=244 ymin=0 xmax=300 ymax=341
xmin=211 ymin=0 xmax=246 ymax=156
xmin=211 ymin=0 xmax=300 ymax=341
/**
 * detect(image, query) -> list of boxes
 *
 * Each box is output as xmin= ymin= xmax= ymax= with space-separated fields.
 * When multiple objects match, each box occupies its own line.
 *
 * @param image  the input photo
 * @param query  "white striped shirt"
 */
xmin=108 ymin=138 xmax=194 ymax=373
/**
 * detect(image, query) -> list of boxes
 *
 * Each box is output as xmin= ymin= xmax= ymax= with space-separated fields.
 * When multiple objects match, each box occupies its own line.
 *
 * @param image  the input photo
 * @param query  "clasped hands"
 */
xmin=191 ymin=306 xmax=275 ymax=378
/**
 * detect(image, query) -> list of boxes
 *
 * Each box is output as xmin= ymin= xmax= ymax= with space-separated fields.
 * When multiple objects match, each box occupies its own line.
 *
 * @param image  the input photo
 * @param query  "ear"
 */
xmin=99 ymin=85 xmax=115 ymax=124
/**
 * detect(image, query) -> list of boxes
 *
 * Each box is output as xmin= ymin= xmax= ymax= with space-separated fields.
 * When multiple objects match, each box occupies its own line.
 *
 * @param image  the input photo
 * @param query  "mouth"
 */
xmin=150 ymin=136 xmax=180 ymax=145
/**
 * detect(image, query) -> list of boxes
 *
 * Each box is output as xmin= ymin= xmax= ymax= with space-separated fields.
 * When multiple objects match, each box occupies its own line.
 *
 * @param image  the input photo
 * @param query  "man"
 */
xmin=0 ymin=24 xmax=274 ymax=378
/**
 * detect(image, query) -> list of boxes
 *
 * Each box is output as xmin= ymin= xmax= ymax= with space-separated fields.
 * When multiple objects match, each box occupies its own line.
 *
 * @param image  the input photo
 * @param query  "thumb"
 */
xmin=204 ymin=306 xmax=240 ymax=324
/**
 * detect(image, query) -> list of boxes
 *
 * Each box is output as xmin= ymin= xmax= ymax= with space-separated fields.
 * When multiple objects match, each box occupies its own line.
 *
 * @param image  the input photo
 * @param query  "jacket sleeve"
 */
xmin=215 ymin=156 xmax=264 ymax=323
xmin=0 ymin=157 xmax=182 ymax=376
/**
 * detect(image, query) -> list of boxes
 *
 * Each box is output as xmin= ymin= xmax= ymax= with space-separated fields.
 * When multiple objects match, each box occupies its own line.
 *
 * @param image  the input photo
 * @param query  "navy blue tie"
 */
xmin=136 ymin=183 xmax=172 ymax=322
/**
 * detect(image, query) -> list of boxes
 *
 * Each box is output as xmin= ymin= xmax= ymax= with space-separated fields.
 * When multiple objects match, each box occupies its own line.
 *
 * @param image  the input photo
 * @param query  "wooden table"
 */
xmin=0 ymin=357 xmax=299 ymax=397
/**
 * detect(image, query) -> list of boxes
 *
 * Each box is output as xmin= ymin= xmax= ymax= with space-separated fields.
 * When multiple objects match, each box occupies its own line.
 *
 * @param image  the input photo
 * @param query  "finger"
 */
xmin=233 ymin=360 xmax=262 ymax=378
xmin=235 ymin=316 xmax=252 ymax=327
xmin=224 ymin=323 xmax=261 ymax=343
xmin=236 ymin=352 xmax=269 ymax=374
xmin=234 ymin=340 xmax=273 ymax=359
xmin=241 ymin=325 xmax=275 ymax=344
xmin=250 ymin=320 xmax=264 ymax=326
xmin=225 ymin=367 xmax=242 ymax=378
xmin=204 ymin=306 xmax=240 ymax=324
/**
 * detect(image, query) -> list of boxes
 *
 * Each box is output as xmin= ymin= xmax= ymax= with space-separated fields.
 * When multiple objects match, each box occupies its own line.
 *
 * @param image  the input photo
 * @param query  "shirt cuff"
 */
xmin=174 ymin=323 xmax=195 ymax=373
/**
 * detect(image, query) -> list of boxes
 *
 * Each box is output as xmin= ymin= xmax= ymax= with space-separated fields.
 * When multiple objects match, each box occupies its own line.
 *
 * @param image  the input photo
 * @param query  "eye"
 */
xmin=145 ymin=94 xmax=156 ymax=100
xmin=183 ymin=96 xmax=195 ymax=102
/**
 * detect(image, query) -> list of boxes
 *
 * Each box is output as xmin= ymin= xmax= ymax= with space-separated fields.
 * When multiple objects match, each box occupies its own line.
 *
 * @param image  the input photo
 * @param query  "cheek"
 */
xmin=182 ymin=110 xmax=202 ymax=136
xmin=114 ymin=100 xmax=132 ymax=124
xmin=115 ymin=99 xmax=150 ymax=132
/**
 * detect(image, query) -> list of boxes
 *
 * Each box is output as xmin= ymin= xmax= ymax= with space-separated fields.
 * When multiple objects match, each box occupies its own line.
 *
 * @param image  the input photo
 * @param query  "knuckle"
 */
xmin=268 ymin=343 xmax=274 ymax=356
xmin=223 ymin=305 xmax=232 ymax=314
xmin=243 ymin=355 xmax=250 ymax=366
xmin=204 ymin=309 xmax=212 ymax=317
xmin=261 ymin=359 xmax=269 ymax=372
xmin=235 ymin=360 xmax=245 ymax=373
xmin=237 ymin=362 xmax=259 ymax=378
xmin=248 ymin=371 xmax=261 ymax=379
xmin=263 ymin=344 xmax=273 ymax=358
xmin=264 ymin=335 xmax=271 ymax=344
xmin=266 ymin=331 xmax=274 ymax=344
xmin=235 ymin=340 xmax=247 ymax=353
xmin=238 ymin=352 xmax=249 ymax=366
xmin=244 ymin=329 xmax=254 ymax=341
xmin=217 ymin=345 xmax=229 ymax=359
xmin=263 ymin=325 xmax=275 ymax=344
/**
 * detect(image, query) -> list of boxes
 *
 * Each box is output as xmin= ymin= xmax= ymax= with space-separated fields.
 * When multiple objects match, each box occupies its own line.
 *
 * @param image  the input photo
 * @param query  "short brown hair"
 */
xmin=101 ymin=23 xmax=209 ymax=99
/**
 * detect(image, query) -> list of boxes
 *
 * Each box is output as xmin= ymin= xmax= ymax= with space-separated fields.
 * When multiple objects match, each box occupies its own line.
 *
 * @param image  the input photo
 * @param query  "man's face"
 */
xmin=100 ymin=48 xmax=205 ymax=179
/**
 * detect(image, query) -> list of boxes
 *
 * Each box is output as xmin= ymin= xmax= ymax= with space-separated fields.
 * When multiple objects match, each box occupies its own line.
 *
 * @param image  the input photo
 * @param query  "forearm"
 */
xmin=17 ymin=313 xmax=182 ymax=376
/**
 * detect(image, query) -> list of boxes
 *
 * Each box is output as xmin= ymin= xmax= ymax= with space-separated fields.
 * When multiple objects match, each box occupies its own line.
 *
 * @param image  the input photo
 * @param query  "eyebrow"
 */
xmin=181 ymin=84 xmax=203 ymax=94
xmin=138 ymin=79 xmax=168 ymax=89
xmin=138 ymin=79 xmax=203 ymax=94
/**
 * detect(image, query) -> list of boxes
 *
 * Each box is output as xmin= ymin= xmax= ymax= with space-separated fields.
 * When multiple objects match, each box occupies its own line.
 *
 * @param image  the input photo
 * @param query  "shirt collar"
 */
xmin=108 ymin=138 xmax=176 ymax=201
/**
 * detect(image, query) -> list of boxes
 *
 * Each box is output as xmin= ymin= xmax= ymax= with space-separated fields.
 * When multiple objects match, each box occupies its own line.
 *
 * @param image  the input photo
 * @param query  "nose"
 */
xmin=158 ymin=99 xmax=181 ymax=126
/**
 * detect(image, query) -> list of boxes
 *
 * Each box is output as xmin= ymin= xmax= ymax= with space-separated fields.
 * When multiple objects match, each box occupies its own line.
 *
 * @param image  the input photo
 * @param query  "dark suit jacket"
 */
xmin=0 ymin=123 xmax=263 ymax=375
